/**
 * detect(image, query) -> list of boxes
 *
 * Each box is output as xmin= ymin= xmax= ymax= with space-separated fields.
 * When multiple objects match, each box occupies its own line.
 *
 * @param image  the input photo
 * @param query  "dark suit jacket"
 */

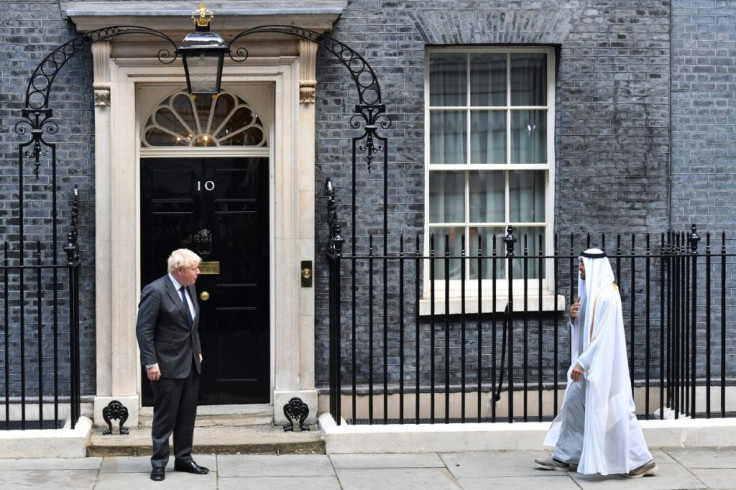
xmin=136 ymin=275 xmax=202 ymax=379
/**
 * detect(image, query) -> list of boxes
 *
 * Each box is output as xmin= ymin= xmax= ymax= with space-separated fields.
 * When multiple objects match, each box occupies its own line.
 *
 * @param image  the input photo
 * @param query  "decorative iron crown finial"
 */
xmin=192 ymin=3 xmax=214 ymax=29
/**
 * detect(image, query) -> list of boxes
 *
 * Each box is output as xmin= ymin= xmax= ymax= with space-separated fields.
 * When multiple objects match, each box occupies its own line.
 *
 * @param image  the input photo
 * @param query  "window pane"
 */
xmin=511 ymin=110 xmax=546 ymax=163
xmin=429 ymin=54 xmax=466 ymax=106
xmin=471 ymin=111 xmax=506 ymax=163
xmin=429 ymin=172 xmax=465 ymax=223
xmin=430 ymin=111 xmax=467 ymax=164
xmin=509 ymin=170 xmax=545 ymax=222
xmin=469 ymin=171 xmax=504 ymax=223
xmin=469 ymin=227 xmax=504 ymax=280
xmin=510 ymin=53 xmax=546 ymax=106
xmin=172 ymin=93 xmax=197 ymax=130
xmin=145 ymin=107 xmax=190 ymax=146
xmin=428 ymin=227 xmax=464 ymax=280
xmin=509 ymin=227 xmax=544 ymax=279
xmin=470 ymin=54 xmax=506 ymax=106
xmin=210 ymin=92 xmax=236 ymax=128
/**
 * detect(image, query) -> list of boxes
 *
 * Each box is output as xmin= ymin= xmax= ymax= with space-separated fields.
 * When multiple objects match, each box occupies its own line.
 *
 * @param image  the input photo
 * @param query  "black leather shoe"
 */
xmin=150 ymin=467 xmax=165 ymax=481
xmin=174 ymin=460 xmax=209 ymax=475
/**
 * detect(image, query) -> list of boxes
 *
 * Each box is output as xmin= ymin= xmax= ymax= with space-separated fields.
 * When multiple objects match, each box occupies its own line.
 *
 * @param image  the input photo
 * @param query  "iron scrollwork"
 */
xmin=16 ymin=26 xmax=178 ymax=179
xmin=282 ymin=397 xmax=310 ymax=432
xmin=228 ymin=25 xmax=381 ymax=105
xmin=102 ymin=400 xmax=130 ymax=435
xmin=14 ymin=112 xmax=58 ymax=178
xmin=227 ymin=25 xmax=391 ymax=172
xmin=24 ymin=26 xmax=177 ymax=112
xmin=350 ymin=105 xmax=391 ymax=172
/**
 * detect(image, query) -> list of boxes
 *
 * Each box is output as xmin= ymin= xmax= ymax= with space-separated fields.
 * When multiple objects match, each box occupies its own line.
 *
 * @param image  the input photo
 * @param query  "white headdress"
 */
xmin=577 ymin=248 xmax=615 ymax=341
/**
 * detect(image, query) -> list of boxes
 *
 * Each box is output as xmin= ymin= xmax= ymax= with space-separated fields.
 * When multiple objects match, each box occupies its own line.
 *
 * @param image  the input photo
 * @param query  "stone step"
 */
xmin=87 ymin=424 xmax=324 ymax=457
xmin=138 ymin=404 xmax=274 ymax=428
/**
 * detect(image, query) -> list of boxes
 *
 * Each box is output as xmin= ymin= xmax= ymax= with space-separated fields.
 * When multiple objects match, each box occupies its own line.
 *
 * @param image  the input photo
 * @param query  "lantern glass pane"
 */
xmin=185 ymin=53 xmax=222 ymax=94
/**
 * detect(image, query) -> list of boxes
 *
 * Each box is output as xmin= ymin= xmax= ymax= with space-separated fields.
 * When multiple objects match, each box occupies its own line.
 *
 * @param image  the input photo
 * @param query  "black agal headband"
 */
xmin=580 ymin=250 xmax=607 ymax=258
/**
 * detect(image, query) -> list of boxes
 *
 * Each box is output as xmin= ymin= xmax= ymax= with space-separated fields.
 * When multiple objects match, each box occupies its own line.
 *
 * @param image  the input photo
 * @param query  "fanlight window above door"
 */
xmin=141 ymin=90 xmax=267 ymax=147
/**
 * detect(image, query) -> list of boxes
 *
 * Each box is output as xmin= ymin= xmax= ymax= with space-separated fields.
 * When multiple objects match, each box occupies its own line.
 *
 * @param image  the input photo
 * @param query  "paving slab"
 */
xmin=219 ymin=475 xmax=341 ymax=489
xmin=335 ymin=467 xmax=460 ymax=490
xmin=571 ymin=467 xmax=707 ymax=490
xmin=440 ymin=450 xmax=553 ymax=478
xmin=94 ymin=454 xmax=218 ymax=490
xmin=457 ymin=475 xmax=581 ymax=490
xmin=330 ymin=453 xmax=445 ymax=469
xmin=99 ymin=454 xmax=162 ymax=473
xmin=666 ymin=447 xmax=736 ymax=468
xmin=649 ymin=448 xmax=676 ymax=461
xmin=94 ymin=471 xmax=217 ymax=490
xmin=689 ymin=468 xmax=736 ymax=489
xmin=0 ymin=469 xmax=99 ymax=489
xmin=217 ymin=453 xmax=335 ymax=478
xmin=98 ymin=453 xmax=217 ymax=473
xmin=0 ymin=457 xmax=102 ymax=471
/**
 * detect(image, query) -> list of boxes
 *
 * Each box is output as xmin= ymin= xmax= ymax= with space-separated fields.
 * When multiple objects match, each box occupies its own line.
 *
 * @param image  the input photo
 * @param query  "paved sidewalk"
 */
xmin=0 ymin=447 xmax=735 ymax=489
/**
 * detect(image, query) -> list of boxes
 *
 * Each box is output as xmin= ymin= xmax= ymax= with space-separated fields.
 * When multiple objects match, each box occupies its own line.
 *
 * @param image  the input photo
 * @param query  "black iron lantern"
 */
xmin=177 ymin=3 xmax=228 ymax=96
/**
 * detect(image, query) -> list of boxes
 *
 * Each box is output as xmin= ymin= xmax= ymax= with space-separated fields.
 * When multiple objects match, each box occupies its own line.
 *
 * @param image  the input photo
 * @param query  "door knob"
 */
xmin=200 ymin=291 xmax=210 ymax=301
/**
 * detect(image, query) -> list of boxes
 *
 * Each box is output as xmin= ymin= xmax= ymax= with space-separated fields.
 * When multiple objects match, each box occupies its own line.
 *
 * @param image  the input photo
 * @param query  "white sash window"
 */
xmin=425 ymin=48 xmax=556 ymax=297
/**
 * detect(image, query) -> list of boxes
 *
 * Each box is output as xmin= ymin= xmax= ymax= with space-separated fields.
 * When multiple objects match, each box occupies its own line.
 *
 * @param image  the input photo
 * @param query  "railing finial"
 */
xmin=504 ymin=225 xmax=517 ymax=257
xmin=325 ymin=178 xmax=344 ymax=255
xmin=688 ymin=223 xmax=700 ymax=254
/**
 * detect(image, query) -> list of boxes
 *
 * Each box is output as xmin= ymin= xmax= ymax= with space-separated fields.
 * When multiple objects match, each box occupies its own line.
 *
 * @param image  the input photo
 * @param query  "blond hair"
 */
xmin=167 ymin=248 xmax=202 ymax=273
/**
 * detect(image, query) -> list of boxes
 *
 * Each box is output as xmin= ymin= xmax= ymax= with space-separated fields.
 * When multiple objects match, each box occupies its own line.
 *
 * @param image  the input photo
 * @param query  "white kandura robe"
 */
xmin=544 ymin=255 xmax=652 ymax=475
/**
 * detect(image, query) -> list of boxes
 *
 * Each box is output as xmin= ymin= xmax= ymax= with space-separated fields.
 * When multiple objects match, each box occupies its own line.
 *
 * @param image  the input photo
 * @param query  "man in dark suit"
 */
xmin=136 ymin=248 xmax=209 ymax=482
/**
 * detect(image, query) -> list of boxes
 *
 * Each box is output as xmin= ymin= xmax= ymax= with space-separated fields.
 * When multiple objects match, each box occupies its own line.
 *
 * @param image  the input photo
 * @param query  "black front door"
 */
xmin=140 ymin=157 xmax=270 ymax=405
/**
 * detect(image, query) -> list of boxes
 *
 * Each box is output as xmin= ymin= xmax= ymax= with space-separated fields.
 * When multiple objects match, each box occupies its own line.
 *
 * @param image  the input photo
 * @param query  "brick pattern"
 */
xmin=671 ymin=1 xmax=736 ymax=231
xmin=315 ymin=0 xmax=673 ymax=386
xmin=0 ymin=1 xmax=96 ymax=395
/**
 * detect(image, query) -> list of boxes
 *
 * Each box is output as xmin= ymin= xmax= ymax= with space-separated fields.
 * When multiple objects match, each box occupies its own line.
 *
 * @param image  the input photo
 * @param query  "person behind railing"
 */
xmin=534 ymin=248 xmax=657 ymax=478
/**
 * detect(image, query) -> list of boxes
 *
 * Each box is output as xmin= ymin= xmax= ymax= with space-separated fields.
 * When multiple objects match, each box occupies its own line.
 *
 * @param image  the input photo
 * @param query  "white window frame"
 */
xmin=422 ymin=47 xmax=562 ymax=315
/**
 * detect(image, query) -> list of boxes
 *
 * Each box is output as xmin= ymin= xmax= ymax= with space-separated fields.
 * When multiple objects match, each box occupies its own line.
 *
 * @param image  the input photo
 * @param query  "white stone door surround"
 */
xmin=89 ymin=43 xmax=319 ymax=428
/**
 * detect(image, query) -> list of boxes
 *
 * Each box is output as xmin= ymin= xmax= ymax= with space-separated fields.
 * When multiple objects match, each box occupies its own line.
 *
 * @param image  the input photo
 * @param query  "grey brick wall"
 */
xmin=0 ymin=1 xmax=96 ymax=396
xmin=669 ymin=0 xmax=736 ymax=410
xmin=314 ymin=0 xmax=673 ymax=387
xmin=671 ymin=1 xmax=736 ymax=232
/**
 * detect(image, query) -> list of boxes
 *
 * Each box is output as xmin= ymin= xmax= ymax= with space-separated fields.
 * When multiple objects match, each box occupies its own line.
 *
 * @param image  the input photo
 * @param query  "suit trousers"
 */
xmin=150 ymin=365 xmax=199 ymax=468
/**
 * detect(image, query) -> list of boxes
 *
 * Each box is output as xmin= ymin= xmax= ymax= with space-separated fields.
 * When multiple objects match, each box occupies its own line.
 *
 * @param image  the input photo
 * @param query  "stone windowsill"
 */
xmin=418 ymin=293 xmax=567 ymax=316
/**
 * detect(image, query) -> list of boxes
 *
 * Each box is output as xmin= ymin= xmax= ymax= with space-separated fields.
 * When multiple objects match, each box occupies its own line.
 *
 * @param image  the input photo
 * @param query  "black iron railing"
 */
xmin=1 ymin=190 xmax=81 ymax=430
xmin=326 ymin=188 xmax=735 ymax=425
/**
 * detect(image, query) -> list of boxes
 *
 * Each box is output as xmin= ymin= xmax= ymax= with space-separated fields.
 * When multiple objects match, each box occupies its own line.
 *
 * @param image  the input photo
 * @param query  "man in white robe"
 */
xmin=535 ymin=249 xmax=657 ymax=477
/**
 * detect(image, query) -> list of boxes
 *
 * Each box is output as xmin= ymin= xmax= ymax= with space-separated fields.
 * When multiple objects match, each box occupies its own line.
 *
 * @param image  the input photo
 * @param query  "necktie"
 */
xmin=179 ymin=286 xmax=194 ymax=325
